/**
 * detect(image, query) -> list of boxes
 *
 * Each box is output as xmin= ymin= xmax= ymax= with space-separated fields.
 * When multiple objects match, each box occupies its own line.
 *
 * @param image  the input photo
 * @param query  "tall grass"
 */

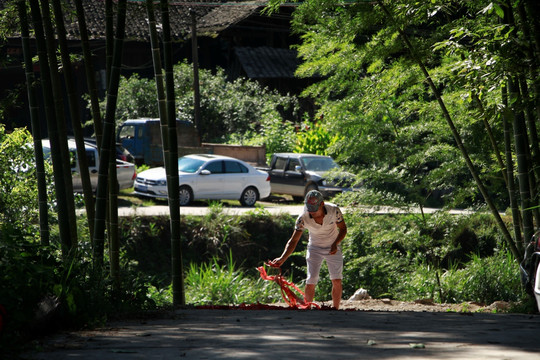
xmin=440 ymin=250 xmax=524 ymax=304
xmin=135 ymin=210 xmax=533 ymax=311
xmin=397 ymin=249 xmax=525 ymax=304
xmin=184 ymin=255 xmax=282 ymax=306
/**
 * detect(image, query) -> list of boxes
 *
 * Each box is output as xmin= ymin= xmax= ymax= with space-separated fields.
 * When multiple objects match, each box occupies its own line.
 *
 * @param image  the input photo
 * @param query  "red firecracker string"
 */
xmin=257 ymin=263 xmax=320 ymax=310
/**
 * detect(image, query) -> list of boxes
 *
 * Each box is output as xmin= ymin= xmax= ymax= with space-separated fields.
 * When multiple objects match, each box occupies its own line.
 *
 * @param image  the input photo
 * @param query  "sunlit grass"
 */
xmin=397 ymin=249 xmax=525 ymax=305
xmin=184 ymin=255 xmax=282 ymax=306
xmin=148 ymin=256 xmax=284 ymax=307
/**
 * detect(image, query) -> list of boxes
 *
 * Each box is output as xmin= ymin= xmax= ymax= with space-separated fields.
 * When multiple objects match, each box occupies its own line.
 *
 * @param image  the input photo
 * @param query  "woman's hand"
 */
xmin=268 ymin=258 xmax=284 ymax=267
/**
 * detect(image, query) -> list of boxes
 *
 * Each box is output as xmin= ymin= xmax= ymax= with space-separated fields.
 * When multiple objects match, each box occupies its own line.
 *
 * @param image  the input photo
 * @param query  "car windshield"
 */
xmin=178 ymin=157 xmax=205 ymax=173
xmin=301 ymin=157 xmax=338 ymax=172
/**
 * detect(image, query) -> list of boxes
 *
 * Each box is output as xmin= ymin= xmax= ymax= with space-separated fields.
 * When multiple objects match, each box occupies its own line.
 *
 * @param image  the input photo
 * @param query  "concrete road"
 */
xmin=117 ymin=203 xmax=474 ymax=217
xmin=22 ymin=308 xmax=540 ymax=360
xmin=118 ymin=204 xmax=306 ymax=217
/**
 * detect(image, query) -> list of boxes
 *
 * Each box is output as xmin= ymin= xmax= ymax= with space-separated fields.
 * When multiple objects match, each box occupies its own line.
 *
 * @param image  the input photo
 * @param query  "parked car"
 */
xmin=259 ymin=153 xmax=358 ymax=202
xmin=134 ymin=154 xmax=271 ymax=206
xmin=83 ymin=137 xmax=135 ymax=163
xmin=41 ymin=139 xmax=136 ymax=192
xmin=117 ymin=118 xmax=200 ymax=166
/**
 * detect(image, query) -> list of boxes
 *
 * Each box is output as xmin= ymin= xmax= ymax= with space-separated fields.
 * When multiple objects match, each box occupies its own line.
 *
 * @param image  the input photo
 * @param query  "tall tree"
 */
xmin=17 ymin=0 xmax=49 ymax=245
xmin=38 ymin=0 xmax=79 ymax=251
xmin=28 ymin=0 xmax=75 ymax=256
xmin=279 ymin=0 xmax=538 ymax=261
xmin=146 ymin=0 xmax=185 ymax=306
xmin=160 ymin=0 xmax=185 ymax=306
xmin=74 ymin=0 xmax=99 ymax=240
xmin=50 ymin=0 xmax=95 ymax=241
xmin=377 ymin=1 xmax=517 ymax=257
xmin=93 ymin=0 xmax=127 ymax=272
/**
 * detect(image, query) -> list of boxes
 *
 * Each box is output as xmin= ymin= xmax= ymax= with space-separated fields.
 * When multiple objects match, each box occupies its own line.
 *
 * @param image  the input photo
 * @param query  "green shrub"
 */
xmin=337 ymin=210 xmax=516 ymax=302
xmin=440 ymin=250 xmax=524 ymax=304
xmin=0 ymin=126 xmax=54 ymax=236
xmin=94 ymin=63 xmax=301 ymax=145
xmin=294 ymin=120 xmax=340 ymax=155
xmin=184 ymin=253 xmax=281 ymax=305
xmin=394 ymin=249 xmax=524 ymax=304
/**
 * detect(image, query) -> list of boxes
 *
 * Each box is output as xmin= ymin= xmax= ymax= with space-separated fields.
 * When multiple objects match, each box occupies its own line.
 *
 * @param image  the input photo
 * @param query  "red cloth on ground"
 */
xmin=257 ymin=263 xmax=320 ymax=310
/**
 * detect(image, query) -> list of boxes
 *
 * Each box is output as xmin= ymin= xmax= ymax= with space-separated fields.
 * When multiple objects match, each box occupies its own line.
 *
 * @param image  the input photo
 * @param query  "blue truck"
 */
xmin=117 ymin=118 xmax=201 ymax=166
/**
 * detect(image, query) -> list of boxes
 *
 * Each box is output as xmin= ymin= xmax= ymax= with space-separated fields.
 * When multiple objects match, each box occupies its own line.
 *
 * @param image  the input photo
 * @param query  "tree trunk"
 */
xmin=51 ymin=0 xmax=96 ymax=241
xmin=147 ymin=0 xmax=183 ymax=304
xmin=510 ymin=2 xmax=540 ymax=226
xmin=161 ymin=0 xmax=185 ymax=306
xmin=105 ymin=0 xmax=114 ymax=91
xmin=190 ymin=9 xmax=201 ymax=134
xmin=523 ymin=0 xmax=540 ymax=66
xmin=502 ymin=85 xmax=523 ymax=252
xmin=508 ymin=77 xmax=535 ymax=247
xmin=109 ymin=155 xmax=120 ymax=285
xmin=74 ymin=0 xmax=103 ymax=150
xmin=18 ymin=0 xmax=49 ymax=246
xmin=93 ymin=0 xmax=127 ymax=272
xmin=39 ymin=0 xmax=78 ymax=252
xmin=28 ymin=0 xmax=74 ymax=256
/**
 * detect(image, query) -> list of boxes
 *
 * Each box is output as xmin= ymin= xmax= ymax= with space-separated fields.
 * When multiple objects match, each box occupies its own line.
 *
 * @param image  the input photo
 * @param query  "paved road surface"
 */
xmin=22 ymin=307 xmax=540 ymax=360
xmin=117 ymin=204 xmax=474 ymax=217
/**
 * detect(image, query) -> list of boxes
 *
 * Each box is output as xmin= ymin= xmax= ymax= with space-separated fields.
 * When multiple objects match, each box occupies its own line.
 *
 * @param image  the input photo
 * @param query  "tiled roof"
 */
xmin=2 ymin=0 xmax=261 ymax=41
xmin=234 ymin=46 xmax=300 ymax=78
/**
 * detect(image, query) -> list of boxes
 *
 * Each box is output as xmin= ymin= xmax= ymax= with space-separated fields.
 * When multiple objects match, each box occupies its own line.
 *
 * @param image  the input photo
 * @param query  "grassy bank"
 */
xmin=1 ymin=203 xmax=536 ymax=356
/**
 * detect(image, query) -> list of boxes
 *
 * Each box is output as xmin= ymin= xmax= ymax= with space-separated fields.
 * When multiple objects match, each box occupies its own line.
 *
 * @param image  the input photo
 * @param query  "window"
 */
xmin=287 ymin=159 xmax=301 ymax=172
xmin=86 ymin=150 xmax=96 ymax=167
xmin=203 ymin=160 xmax=223 ymax=174
xmin=118 ymin=125 xmax=135 ymax=140
xmin=178 ymin=157 xmax=205 ymax=173
xmin=225 ymin=160 xmax=248 ymax=173
xmin=274 ymin=157 xmax=287 ymax=170
xmin=302 ymin=157 xmax=338 ymax=171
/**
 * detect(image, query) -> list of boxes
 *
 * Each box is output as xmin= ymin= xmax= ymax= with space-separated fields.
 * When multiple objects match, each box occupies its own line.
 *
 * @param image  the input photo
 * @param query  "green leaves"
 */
xmin=94 ymin=62 xmax=300 ymax=144
xmin=288 ymin=0 xmax=539 ymax=214
xmin=480 ymin=2 xmax=505 ymax=19
xmin=0 ymin=125 xmax=53 ymax=234
xmin=294 ymin=121 xmax=340 ymax=155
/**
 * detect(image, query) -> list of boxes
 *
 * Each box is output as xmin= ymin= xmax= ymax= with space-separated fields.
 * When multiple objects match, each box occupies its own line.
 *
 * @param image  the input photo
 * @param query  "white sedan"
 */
xmin=134 ymin=154 xmax=271 ymax=206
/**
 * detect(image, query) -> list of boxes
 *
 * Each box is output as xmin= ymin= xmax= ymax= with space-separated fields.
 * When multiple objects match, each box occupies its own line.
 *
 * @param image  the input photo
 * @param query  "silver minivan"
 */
xmin=41 ymin=139 xmax=136 ymax=192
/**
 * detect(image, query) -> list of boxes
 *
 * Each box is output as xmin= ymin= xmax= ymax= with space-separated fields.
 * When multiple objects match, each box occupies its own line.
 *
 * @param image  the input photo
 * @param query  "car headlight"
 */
xmin=157 ymin=180 xmax=167 ymax=186
xmin=322 ymin=179 xmax=327 ymax=186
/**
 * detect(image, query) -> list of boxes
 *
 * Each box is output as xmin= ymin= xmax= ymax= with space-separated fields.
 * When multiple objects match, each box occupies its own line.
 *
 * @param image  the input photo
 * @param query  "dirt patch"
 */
xmin=194 ymin=298 xmax=513 ymax=313
xmin=337 ymin=298 xmax=512 ymax=312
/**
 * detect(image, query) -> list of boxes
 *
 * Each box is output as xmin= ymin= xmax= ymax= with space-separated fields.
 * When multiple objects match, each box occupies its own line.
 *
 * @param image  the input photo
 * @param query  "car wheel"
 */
xmin=179 ymin=186 xmax=193 ymax=206
xmin=292 ymin=196 xmax=304 ymax=203
xmin=240 ymin=187 xmax=259 ymax=207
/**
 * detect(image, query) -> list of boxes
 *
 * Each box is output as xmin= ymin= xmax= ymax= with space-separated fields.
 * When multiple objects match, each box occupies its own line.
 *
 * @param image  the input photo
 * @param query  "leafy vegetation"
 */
xmin=120 ymin=208 xmax=527 ymax=309
xmin=92 ymin=62 xmax=301 ymax=145
xmin=184 ymin=254 xmax=281 ymax=305
xmin=277 ymin=0 xmax=539 ymax=265
xmin=0 ymin=126 xmax=48 ymax=235
xmin=0 ymin=146 xmax=534 ymax=354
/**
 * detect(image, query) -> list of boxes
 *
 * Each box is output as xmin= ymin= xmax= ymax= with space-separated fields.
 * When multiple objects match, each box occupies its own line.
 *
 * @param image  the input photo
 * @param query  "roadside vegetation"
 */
xmin=0 ymin=127 xmax=535 ymax=356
